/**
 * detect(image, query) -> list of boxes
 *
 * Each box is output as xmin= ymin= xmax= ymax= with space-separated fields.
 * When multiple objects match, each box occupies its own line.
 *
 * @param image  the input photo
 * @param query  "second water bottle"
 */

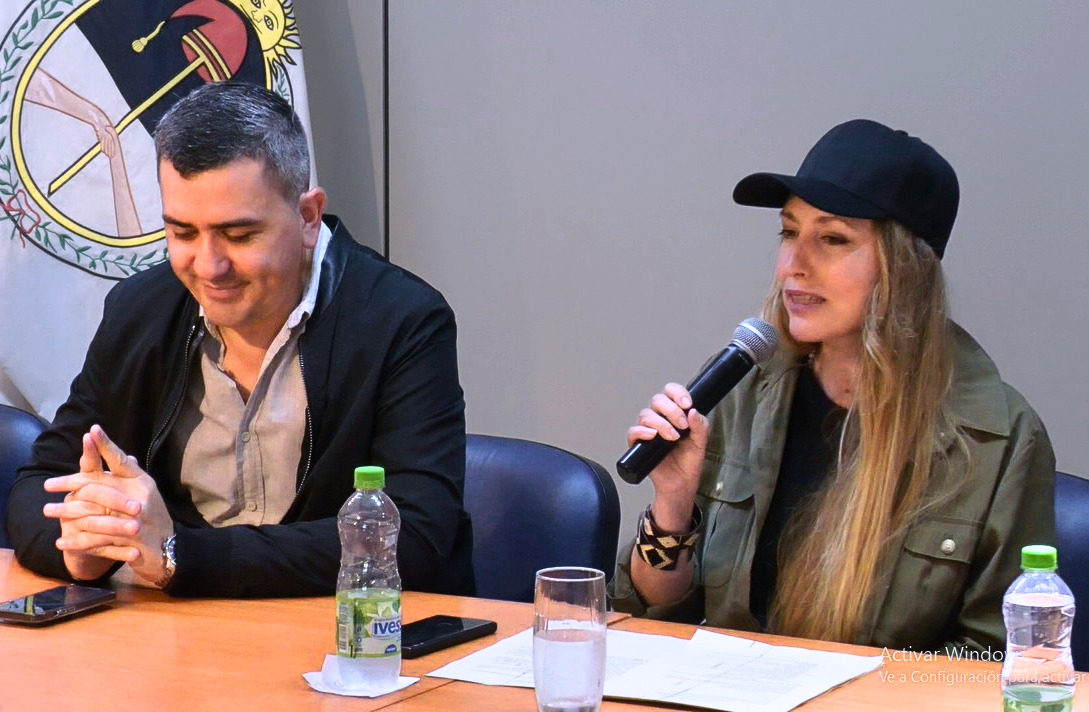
xmin=336 ymin=465 xmax=402 ymax=690
xmin=1001 ymin=544 xmax=1075 ymax=712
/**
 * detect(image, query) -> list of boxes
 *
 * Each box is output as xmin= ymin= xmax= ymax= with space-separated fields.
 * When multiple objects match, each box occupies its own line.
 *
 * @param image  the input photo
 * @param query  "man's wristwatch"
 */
xmin=155 ymin=533 xmax=177 ymax=588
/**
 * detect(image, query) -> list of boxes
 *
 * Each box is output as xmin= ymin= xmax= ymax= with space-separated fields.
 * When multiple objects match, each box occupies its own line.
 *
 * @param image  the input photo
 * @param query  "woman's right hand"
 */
xmin=627 ymin=382 xmax=709 ymax=532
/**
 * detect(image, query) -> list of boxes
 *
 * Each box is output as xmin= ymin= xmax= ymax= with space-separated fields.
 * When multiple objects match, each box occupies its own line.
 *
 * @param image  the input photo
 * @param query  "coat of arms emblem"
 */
xmin=1 ymin=0 xmax=303 ymax=278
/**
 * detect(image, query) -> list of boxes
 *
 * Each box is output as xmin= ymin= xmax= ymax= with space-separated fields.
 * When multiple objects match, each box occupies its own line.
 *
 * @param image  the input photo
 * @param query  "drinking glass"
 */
xmin=533 ymin=567 xmax=607 ymax=712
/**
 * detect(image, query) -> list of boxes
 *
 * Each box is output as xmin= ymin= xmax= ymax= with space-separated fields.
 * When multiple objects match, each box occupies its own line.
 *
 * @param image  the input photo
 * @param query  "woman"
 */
xmin=610 ymin=119 xmax=1055 ymax=653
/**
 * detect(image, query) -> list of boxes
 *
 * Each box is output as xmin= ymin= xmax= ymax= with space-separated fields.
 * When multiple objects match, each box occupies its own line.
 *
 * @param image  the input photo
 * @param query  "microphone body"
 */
xmin=616 ymin=318 xmax=778 ymax=485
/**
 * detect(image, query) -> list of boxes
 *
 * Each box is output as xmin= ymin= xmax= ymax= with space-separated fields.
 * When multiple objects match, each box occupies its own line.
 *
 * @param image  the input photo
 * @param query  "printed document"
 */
xmin=427 ymin=627 xmax=687 ymax=688
xmin=427 ymin=627 xmax=882 ymax=712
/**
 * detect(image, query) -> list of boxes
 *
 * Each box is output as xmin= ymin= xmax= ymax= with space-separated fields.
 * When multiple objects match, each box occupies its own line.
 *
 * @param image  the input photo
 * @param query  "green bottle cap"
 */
xmin=1021 ymin=544 xmax=1058 ymax=572
xmin=354 ymin=466 xmax=385 ymax=489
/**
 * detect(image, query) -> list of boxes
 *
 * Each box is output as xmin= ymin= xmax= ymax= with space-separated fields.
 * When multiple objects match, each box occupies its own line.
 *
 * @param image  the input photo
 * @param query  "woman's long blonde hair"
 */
xmin=764 ymin=221 xmax=961 ymax=643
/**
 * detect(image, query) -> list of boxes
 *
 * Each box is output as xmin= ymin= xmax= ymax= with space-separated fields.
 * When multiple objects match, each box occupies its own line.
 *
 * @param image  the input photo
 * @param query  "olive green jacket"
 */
xmin=610 ymin=323 xmax=1055 ymax=653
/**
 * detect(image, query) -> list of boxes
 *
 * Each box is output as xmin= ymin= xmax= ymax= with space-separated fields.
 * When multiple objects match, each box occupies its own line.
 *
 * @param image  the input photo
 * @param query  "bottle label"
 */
xmin=336 ymin=589 xmax=402 ymax=658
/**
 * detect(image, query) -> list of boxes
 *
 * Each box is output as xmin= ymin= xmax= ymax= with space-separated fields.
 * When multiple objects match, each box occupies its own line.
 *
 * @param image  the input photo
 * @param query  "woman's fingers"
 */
xmin=662 ymin=383 xmax=693 ymax=410
xmin=627 ymin=424 xmax=660 ymax=447
xmin=627 ymin=383 xmax=701 ymax=446
xmin=686 ymin=409 xmax=710 ymax=447
xmin=638 ymin=406 xmax=682 ymax=440
xmin=650 ymin=393 xmax=689 ymax=432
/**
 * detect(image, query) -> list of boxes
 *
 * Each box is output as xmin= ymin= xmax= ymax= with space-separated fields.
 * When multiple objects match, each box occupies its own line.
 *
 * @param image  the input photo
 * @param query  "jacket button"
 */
xmin=940 ymin=538 xmax=956 ymax=555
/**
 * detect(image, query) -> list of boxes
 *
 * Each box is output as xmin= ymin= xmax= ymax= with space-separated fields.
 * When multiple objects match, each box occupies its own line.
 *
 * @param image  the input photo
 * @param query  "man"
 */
xmin=6 ymin=82 xmax=474 ymax=597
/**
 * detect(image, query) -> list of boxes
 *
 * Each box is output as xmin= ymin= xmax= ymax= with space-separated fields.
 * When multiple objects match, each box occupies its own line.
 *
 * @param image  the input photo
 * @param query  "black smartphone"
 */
xmin=401 ymin=614 xmax=498 ymax=659
xmin=0 ymin=584 xmax=116 ymax=625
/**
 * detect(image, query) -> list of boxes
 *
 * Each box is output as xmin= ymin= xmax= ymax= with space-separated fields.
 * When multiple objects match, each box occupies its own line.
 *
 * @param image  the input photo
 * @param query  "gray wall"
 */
xmin=299 ymin=2 xmax=1089 ymax=550
xmin=294 ymin=1 xmax=385 ymax=252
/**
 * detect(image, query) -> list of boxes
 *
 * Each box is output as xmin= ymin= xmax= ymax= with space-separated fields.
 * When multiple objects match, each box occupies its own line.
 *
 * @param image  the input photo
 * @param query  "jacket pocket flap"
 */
xmin=698 ymin=454 xmax=756 ymax=504
xmin=903 ymin=517 xmax=981 ymax=565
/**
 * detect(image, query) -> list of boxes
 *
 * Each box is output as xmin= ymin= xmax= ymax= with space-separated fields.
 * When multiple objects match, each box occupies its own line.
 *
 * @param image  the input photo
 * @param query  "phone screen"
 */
xmin=401 ymin=615 xmax=497 ymax=658
xmin=0 ymin=585 xmax=116 ymax=625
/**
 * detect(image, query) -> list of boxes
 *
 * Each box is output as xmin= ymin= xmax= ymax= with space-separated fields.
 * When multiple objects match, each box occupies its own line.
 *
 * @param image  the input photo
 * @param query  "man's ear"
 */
xmin=298 ymin=187 xmax=327 ymax=249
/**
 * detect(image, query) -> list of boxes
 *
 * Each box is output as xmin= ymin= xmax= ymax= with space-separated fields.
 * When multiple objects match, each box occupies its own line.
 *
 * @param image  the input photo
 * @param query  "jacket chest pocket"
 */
xmin=878 ymin=516 xmax=982 ymax=646
xmin=698 ymin=456 xmax=759 ymax=590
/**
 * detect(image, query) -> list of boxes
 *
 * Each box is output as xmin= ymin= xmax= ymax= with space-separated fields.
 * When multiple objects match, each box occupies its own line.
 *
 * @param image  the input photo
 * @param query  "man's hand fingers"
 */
xmin=63 ymin=482 xmax=141 ymax=517
xmin=57 ymin=536 xmax=141 ymax=563
xmin=90 ymin=424 xmax=140 ymax=478
xmin=56 ymin=529 xmax=139 ymax=554
xmin=79 ymin=432 xmax=103 ymax=474
xmin=61 ymin=551 xmax=115 ymax=582
xmin=44 ymin=473 xmax=100 ymax=494
xmin=44 ymin=497 xmax=141 ymax=525
xmin=44 ymin=499 xmax=102 ymax=520
xmin=97 ymin=545 xmax=141 ymax=563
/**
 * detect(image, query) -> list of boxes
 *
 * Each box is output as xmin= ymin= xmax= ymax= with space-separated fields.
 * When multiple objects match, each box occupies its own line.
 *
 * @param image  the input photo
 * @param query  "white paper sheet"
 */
xmin=604 ymin=629 xmax=882 ymax=712
xmin=427 ymin=626 xmax=882 ymax=712
xmin=426 ymin=627 xmax=688 ymax=687
xmin=303 ymin=655 xmax=419 ymax=698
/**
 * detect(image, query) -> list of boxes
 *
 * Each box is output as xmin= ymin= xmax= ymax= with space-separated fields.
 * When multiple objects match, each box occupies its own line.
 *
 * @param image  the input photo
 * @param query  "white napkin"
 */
xmin=303 ymin=655 xmax=419 ymax=698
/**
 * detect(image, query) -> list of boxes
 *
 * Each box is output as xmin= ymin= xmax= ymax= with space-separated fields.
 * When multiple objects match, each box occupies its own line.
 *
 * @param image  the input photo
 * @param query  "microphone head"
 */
xmin=730 ymin=318 xmax=779 ymax=364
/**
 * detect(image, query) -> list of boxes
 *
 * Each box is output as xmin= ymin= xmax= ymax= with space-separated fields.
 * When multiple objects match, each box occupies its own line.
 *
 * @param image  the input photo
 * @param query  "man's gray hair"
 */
xmin=154 ymin=81 xmax=309 ymax=199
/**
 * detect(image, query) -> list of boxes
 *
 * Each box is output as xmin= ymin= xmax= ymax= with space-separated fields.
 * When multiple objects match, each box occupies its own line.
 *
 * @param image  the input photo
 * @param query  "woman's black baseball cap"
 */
xmin=732 ymin=119 xmax=959 ymax=258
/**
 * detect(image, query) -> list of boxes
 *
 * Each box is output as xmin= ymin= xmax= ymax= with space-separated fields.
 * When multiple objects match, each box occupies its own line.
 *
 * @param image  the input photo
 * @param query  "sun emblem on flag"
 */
xmin=0 ymin=0 xmax=304 ymax=279
xmin=224 ymin=0 xmax=301 ymax=77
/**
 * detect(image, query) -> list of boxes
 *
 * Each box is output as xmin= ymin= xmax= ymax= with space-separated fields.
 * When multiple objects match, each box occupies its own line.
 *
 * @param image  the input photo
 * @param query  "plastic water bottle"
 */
xmin=336 ymin=466 xmax=402 ymax=690
xmin=1001 ymin=545 xmax=1075 ymax=712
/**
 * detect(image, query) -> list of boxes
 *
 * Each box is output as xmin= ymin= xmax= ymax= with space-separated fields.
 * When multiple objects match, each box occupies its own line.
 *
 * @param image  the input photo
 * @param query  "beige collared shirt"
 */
xmin=171 ymin=223 xmax=332 ymax=526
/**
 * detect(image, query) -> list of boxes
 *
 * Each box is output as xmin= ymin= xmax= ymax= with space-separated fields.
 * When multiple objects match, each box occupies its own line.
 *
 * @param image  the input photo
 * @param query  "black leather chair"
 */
xmin=464 ymin=434 xmax=621 ymax=603
xmin=1055 ymin=471 xmax=1089 ymax=671
xmin=0 ymin=404 xmax=48 ymax=548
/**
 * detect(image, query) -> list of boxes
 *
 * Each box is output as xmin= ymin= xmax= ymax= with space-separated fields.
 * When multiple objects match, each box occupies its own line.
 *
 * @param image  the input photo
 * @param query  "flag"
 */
xmin=0 ymin=0 xmax=313 ymax=418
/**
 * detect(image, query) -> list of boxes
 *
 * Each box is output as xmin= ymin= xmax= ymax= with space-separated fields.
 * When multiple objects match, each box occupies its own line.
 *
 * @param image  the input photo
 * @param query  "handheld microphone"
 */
xmin=616 ymin=317 xmax=779 ymax=485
